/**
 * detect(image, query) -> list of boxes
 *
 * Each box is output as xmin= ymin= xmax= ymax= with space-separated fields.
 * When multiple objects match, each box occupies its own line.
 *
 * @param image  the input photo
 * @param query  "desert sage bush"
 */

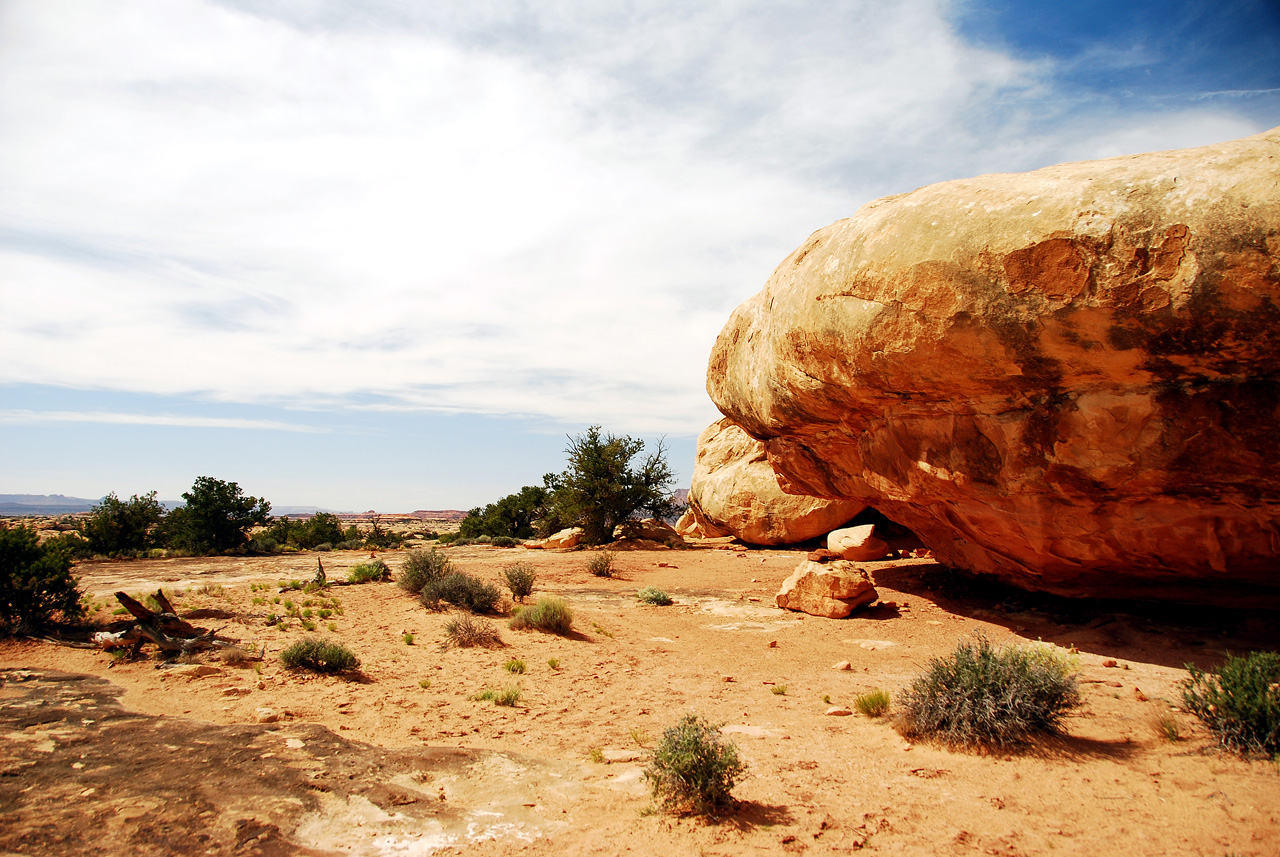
xmin=896 ymin=635 xmax=1080 ymax=747
xmin=636 ymin=586 xmax=673 ymax=606
xmin=509 ymin=596 xmax=574 ymax=635
xmin=347 ymin=559 xmax=391 ymax=584
xmin=502 ymin=562 xmax=537 ymax=602
xmin=279 ymin=638 xmax=360 ymax=673
xmin=399 ymin=547 xmax=454 ymax=594
xmin=855 ymin=688 xmax=891 ymax=717
xmin=443 ymin=614 xmax=504 ymax=648
xmin=419 ymin=572 xmax=501 ymax=614
xmin=1182 ymin=650 xmax=1280 ymax=757
xmin=586 ymin=550 xmax=616 ymax=578
xmin=644 ymin=714 xmax=746 ymax=816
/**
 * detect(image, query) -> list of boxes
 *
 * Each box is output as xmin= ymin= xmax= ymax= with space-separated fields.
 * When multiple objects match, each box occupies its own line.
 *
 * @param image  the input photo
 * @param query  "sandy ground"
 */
xmin=2 ymin=544 xmax=1278 ymax=856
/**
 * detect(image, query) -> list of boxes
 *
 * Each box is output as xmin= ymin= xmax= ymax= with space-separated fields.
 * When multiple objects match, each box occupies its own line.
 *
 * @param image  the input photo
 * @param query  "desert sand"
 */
xmin=2 ymin=543 xmax=1277 ymax=856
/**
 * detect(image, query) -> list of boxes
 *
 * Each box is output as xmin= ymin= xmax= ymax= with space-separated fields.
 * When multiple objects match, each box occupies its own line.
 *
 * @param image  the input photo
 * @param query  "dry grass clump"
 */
xmin=442 ymin=614 xmax=504 ymax=649
xmin=471 ymin=684 xmax=521 ymax=706
xmin=509 ymin=596 xmax=574 ymax=635
xmin=347 ymin=559 xmax=391 ymax=584
xmin=896 ymin=635 xmax=1080 ymax=747
xmin=855 ymin=688 xmax=891 ymax=717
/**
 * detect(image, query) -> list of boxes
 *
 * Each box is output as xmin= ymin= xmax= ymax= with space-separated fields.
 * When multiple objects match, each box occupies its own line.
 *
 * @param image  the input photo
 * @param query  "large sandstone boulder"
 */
xmin=828 ymin=525 xmax=890 ymax=562
xmin=775 ymin=560 xmax=877 ymax=618
xmin=690 ymin=417 xmax=864 ymax=545
xmin=709 ymin=127 xmax=1280 ymax=603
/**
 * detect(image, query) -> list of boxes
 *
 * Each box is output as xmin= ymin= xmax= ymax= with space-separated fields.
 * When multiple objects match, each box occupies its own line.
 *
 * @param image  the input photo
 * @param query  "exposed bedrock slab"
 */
xmin=708 ymin=127 xmax=1280 ymax=603
xmin=688 ymin=417 xmax=864 ymax=545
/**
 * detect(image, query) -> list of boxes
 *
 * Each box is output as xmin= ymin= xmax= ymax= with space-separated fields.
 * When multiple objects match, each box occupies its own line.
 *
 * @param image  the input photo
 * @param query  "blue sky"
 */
xmin=2 ymin=0 xmax=1277 ymax=511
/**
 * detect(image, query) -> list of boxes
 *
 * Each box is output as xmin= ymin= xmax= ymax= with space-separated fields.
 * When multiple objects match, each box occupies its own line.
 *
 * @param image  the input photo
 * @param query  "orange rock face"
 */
xmin=689 ymin=417 xmax=864 ymax=545
xmin=708 ymin=127 xmax=1280 ymax=603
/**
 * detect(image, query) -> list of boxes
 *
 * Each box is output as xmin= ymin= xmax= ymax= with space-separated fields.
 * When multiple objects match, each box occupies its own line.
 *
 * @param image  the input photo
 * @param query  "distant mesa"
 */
xmin=708 ymin=126 xmax=1280 ymax=604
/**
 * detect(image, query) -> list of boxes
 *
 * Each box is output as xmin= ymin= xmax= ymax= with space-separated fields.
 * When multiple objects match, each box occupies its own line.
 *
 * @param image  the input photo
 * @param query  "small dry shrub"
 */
xmin=502 ymin=562 xmax=537 ymax=602
xmin=1182 ymin=650 xmax=1280 ymax=757
xmin=637 ymin=586 xmax=672 ymax=606
xmin=855 ymin=688 xmax=891 ymax=717
xmin=399 ymin=548 xmax=453 ymax=594
xmin=419 ymin=573 xmax=501 ymax=614
xmin=347 ymin=559 xmax=391 ymax=584
xmin=279 ymin=638 xmax=360 ymax=673
xmin=586 ymin=551 xmax=615 ymax=578
xmin=443 ymin=614 xmax=504 ymax=649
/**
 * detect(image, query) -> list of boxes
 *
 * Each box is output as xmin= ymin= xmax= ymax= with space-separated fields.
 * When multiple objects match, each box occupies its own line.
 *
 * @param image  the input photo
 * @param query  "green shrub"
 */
xmin=504 ymin=658 xmax=526 ymax=674
xmin=509 ymin=596 xmax=574 ymax=635
xmin=79 ymin=491 xmax=164 ymax=555
xmin=896 ymin=636 xmax=1080 ymax=747
xmin=587 ymin=551 xmax=616 ymax=578
xmin=490 ymin=536 xmax=519 ymax=548
xmin=855 ymin=688 xmax=891 ymax=717
xmin=399 ymin=548 xmax=454 ymax=594
xmin=644 ymin=714 xmax=746 ymax=815
xmin=250 ymin=536 xmax=280 ymax=554
xmin=334 ymin=539 xmax=362 ymax=551
xmin=347 ymin=559 xmax=391 ymax=584
xmin=637 ymin=586 xmax=672 ymax=606
xmin=443 ymin=614 xmax=504 ymax=648
xmin=471 ymin=684 xmax=521 ymax=706
xmin=0 ymin=525 xmax=84 ymax=634
xmin=313 ymin=542 xmax=333 ymax=552
xmin=419 ymin=572 xmax=501 ymax=613
xmin=1182 ymin=650 xmax=1280 ymax=757
xmin=502 ymin=562 xmax=537 ymax=602
xmin=279 ymin=638 xmax=360 ymax=673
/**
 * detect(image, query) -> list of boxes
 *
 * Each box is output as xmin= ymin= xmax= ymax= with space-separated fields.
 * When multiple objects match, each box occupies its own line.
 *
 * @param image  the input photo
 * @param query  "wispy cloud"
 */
xmin=0 ymin=409 xmax=324 ymax=433
xmin=0 ymin=0 xmax=1272 ymax=440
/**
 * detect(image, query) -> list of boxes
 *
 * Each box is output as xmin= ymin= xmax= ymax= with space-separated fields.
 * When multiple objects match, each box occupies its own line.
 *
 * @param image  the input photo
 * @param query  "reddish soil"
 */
xmin=2 ymin=544 xmax=1277 ymax=856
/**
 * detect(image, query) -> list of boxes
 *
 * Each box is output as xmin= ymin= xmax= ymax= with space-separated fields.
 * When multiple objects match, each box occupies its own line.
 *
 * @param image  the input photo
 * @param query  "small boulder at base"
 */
xmin=775 ymin=560 xmax=877 ymax=619
xmin=613 ymin=518 xmax=683 ymax=545
xmin=689 ymin=417 xmax=864 ymax=545
xmin=828 ymin=525 xmax=890 ymax=562
xmin=540 ymin=528 xmax=584 ymax=550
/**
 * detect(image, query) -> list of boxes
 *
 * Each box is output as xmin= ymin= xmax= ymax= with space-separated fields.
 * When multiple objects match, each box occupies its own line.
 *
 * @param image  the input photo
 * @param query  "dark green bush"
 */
xmin=1182 ymin=650 xmax=1280 ymax=757
xmin=79 ymin=491 xmax=164 ymax=555
xmin=419 ymin=572 xmax=501 ymax=613
xmin=158 ymin=477 xmax=271 ymax=554
xmin=279 ymin=637 xmax=360 ymax=673
xmin=896 ymin=635 xmax=1080 ymax=747
xmin=490 ymin=536 xmax=519 ymax=548
xmin=0 ymin=525 xmax=85 ymax=634
xmin=347 ymin=559 xmax=391 ymax=584
xmin=399 ymin=548 xmax=453 ymax=594
xmin=644 ymin=714 xmax=746 ymax=815
xmin=502 ymin=562 xmax=537 ymax=602
xmin=510 ymin=596 xmax=573 ymax=635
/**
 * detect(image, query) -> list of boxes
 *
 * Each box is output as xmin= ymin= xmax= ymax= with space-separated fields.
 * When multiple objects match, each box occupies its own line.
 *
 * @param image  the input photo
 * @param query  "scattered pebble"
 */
xmin=721 ymin=675 xmax=735 ymax=682
xmin=833 ymin=661 xmax=852 ymax=671
xmin=825 ymin=706 xmax=853 ymax=717
xmin=255 ymin=708 xmax=279 ymax=723
xmin=1102 ymin=659 xmax=1119 ymax=668
xmin=768 ymin=640 xmax=779 ymax=648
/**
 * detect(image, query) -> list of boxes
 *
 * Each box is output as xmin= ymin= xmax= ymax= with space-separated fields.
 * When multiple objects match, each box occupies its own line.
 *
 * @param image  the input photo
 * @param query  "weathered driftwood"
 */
xmin=94 ymin=590 xmax=233 ymax=658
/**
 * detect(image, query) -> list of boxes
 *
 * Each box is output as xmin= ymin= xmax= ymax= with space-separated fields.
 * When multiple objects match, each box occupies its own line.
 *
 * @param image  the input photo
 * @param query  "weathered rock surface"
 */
xmin=613 ymin=518 xmax=683 ymax=544
xmin=690 ymin=417 xmax=864 ymax=545
xmin=828 ymin=524 xmax=890 ymax=561
xmin=775 ymin=560 xmax=877 ymax=618
xmin=538 ymin=527 xmax=583 ymax=550
xmin=710 ymin=127 xmax=1280 ymax=602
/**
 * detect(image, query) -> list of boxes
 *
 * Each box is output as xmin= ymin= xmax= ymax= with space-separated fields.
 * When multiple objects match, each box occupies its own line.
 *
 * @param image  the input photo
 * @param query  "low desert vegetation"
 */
xmin=442 ymin=614 xmax=504 ymax=648
xmin=1150 ymin=709 xmax=1185 ymax=742
xmin=895 ymin=635 xmax=1081 ymax=747
xmin=636 ymin=586 xmax=673 ymax=606
xmin=0 ymin=523 xmax=84 ymax=634
xmin=1181 ymin=650 xmax=1280 ymax=757
xmin=502 ymin=562 xmax=537 ymax=602
xmin=587 ymin=551 xmax=616 ymax=578
xmin=419 ymin=572 xmax=502 ymax=614
xmin=504 ymin=658 xmax=527 ymax=674
xmin=771 ymin=685 xmax=788 ymax=695
xmin=644 ymin=713 xmax=746 ymax=816
xmin=510 ymin=596 xmax=574 ymax=635
xmin=347 ymin=559 xmax=391 ymax=584
xmin=855 ymin=688 xmax=892 ymax=717
xmin=399 ymin=547 xmax=454 ymax=594
xmin=279 ymin=638 xmax=360 ymax=674
xmin=471 ymin=684 xmax=522 ymax=706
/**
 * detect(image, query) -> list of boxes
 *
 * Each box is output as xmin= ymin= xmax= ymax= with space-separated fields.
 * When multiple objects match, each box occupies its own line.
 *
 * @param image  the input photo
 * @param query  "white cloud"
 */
xmin=0 ymin=409 xmax=322 ymax=432
xmin=0 ymin=0 xmax=1271 ymax=438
